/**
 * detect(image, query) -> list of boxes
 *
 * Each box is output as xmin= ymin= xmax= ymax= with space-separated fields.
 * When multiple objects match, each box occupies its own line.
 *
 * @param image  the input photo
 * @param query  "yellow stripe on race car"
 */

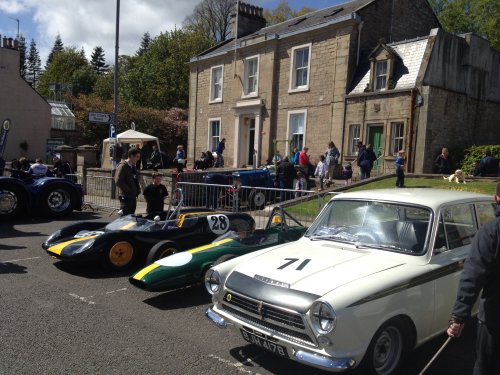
xmin=120 ymin=222 xmax=136 ymax=230
xmin=187 ymin=238 xmax=234 ymax=254
xmin=132 ymin=263 xmax=160 ymax=280
xmin=47 ymin=236 xmax=97 ymax=255
xmin=177 ymin=211 xmax=224 ymax=228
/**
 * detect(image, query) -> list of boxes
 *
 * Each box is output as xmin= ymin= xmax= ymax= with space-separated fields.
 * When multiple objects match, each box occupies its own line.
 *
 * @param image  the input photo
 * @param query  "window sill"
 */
xmin=209 ymin=99 xmax=223 ymax=104
xmin=241 ymin=93 xmax=258 ymax=99
xmin=288 ymin=87 xmax=310 ymax=94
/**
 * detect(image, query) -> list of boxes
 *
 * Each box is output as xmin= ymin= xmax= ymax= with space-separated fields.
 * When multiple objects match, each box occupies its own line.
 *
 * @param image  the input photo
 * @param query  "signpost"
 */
xmin=88 ymin=112 xmax=113 ymax=124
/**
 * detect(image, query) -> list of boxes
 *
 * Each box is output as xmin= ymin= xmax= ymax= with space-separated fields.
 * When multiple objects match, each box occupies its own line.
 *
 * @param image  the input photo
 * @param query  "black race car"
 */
xmin=42 ymin=208 xmax=255 ymax=270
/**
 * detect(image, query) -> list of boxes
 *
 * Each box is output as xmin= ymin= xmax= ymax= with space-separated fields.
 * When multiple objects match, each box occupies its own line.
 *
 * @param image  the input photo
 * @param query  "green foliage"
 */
xmin=432 ymin=0 xmax=500 ymax=51
xmin=18 ymin=35 xmax=27 ymax=79
xmin=264 ymin=1 xmax=316 ymax=25
xmin=92 ymin=72 xmax=114 ymax=100
xmin=27 ymin=39 xmax=42 ymax=87
xmin=461 ymin=145 xmax=500 ymax=174
xmin=46 ymin=34 xmax=64 ymax=68
xmin=90 ymin=46 xmax=109 ymax=75
xmin=120 ymin=29 xmax=213 ymax=109
xmin=183 ymin=0 xmax=234 ymax=42
xmin=37 ymin=48 xmax=96 ymax=97
xmin=136 ymin=32 xmax=151 ymax=56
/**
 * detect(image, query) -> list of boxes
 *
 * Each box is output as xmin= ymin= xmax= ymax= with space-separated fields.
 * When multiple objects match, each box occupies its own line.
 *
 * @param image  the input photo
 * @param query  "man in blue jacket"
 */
xmin=447 ymin=182 xmax=500 ymax=374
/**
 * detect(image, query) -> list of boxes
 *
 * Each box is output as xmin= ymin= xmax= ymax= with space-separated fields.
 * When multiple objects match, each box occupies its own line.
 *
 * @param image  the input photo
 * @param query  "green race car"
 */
xmin=129 ymin=207 xmax=307 ymax=292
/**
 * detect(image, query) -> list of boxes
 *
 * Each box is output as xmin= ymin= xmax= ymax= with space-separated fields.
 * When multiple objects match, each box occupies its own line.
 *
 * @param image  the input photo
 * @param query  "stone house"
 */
xmin=0 ymin=36 xmax=51 ymax=162
xmin=188 ymin=0 xmax=500 ymax=173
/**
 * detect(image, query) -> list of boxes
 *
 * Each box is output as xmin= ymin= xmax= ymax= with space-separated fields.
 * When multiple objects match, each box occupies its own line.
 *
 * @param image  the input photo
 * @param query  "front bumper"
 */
xmin=205 ymin=306 xmax=355 ymax=372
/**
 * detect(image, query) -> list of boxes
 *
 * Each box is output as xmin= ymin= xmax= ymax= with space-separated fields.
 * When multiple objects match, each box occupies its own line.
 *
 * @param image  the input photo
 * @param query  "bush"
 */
xmin=461 ymin=145 xmax=500 ymax=175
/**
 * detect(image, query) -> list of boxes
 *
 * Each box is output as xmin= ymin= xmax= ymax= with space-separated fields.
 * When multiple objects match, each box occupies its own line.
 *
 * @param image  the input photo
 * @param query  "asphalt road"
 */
xmin=0 ymin=211 xmax=477 ymax=375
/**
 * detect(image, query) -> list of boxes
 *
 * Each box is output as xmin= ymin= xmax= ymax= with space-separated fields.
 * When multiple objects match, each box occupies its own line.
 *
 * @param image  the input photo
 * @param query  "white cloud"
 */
xmin=3 ymin=0 xmax=200 ymax=64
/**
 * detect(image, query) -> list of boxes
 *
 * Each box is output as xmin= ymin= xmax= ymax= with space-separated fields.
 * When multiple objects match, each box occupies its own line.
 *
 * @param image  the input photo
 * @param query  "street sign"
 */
xmin=88 ymin=112 xmax=113 ymax=124
xmin=109 ymin=125 xmax=116 ymax=139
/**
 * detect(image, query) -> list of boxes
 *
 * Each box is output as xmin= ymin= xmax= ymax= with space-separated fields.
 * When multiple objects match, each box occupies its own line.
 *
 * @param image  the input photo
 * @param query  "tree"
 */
xmin=18 ymin=35 xmax=27 ymax=79
xmin=27 ymin=39 xmax=42 ymax=87
xmin=37 ymin=47 xmax=96 ymax=97
xmin=136 ymin=32 xmax=151 ymax=56
xmin=264 ymin=1 xmax=315 ymax=25
xmin=46 ymin=34 xmax=64 ymax=68
xmin=90 ymin=46 xmax=109 ymax=75
xmin=430 ymin=0 xmax=499 ymax=51
xmin=184 ymin=0 xmax=235 ymax=42
xmin=121 ymin=28 xmax=213 ymax=109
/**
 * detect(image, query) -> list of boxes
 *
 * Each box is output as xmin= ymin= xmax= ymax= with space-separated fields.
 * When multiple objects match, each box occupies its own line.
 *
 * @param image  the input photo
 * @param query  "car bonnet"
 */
xmin=228 ymin=238 xmax=405 ymax=297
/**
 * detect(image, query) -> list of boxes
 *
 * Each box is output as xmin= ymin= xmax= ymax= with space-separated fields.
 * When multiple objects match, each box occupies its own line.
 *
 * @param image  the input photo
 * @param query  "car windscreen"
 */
xmin=305 ymin=200 xmax=432 ymax=255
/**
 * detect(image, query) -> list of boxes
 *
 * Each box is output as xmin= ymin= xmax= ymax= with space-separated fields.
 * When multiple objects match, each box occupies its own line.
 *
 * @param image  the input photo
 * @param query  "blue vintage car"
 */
xmin=0 ymin=173 xmax=83 ymax=219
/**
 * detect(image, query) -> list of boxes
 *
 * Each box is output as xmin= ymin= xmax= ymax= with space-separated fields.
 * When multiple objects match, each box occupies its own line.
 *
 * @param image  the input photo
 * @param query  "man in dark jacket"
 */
xmin=474 ymin=150 xmax=499 ymax=177
xmin=434 ymin=147 xmax=453 ymax=174
xmin=115 ymin=148 xmax=141 ymax=215
xmin=447 ymin=182 xmax=500 ymax=374
xmin=276 ymin=156 xmax=296 ymax=202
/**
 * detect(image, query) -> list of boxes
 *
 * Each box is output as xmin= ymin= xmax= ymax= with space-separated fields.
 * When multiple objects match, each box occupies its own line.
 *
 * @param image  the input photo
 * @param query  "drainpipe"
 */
xmin=407 ymin=89 xmax=415 ymax=173
xmin=356 ymin=22 xmax=363 ymax=67
xmin=192 ymin=66 xmax=199 ymax=164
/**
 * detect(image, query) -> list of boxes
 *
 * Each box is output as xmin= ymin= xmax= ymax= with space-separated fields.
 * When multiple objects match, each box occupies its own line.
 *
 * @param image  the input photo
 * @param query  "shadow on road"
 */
xmin=143 ymin=285 xmax=210 ymax=310
xmin=0 ymin=262 xmax=28 ymax=274
xmin=53 ymin=261 xmax=131 ymax=279
xmin=0 ymin=243 xmax=26 ymax=250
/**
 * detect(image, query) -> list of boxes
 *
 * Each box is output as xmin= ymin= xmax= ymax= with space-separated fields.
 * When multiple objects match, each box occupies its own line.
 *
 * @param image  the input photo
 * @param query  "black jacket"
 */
xmin=115 ymin=161 xmax=140 ymax=198
xmin=452 ymin=205 xmax=500 ymax=332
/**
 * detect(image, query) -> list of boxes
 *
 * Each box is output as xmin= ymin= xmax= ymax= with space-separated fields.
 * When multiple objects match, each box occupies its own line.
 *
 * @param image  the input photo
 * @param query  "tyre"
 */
xmin=40 ymin=183 xmax=74 ymax=216
xmin=214 ymin=253 xmax=237 ymax=266
xmin=248 ymin=190 xmax=266 ymax=210
xmin=146 ymin=240 xmax=179 ymax=265
xmin=103 ymin=241 xmax=135 ymax=269
xmin=359 ymin=318 xmax=410 ymax=375
xmin=0 ymin=182 xmax=26 ymax=219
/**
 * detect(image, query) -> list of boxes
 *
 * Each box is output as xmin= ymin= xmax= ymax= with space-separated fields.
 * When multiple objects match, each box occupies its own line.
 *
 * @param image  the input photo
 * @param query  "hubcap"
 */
xmin=0 ymin=190 xmax=17 ymax=214
xmin=373 ymin=326 xmax=402 ymax=374
xmin=109 ymin=241 xmax=133 ymax=267
xmin=47 ymin=189 xmax=71 ymax=212
xmin=253 ymin=192 xmax=265 ymax=206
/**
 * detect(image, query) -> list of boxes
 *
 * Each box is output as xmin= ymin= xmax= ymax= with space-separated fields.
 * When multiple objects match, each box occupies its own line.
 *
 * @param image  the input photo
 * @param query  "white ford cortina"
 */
xmin=205 ymin=189 xmax=497 ymax=374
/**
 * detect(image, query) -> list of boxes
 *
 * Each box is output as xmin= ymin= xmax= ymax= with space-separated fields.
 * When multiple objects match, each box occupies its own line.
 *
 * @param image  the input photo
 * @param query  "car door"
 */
xmin=429 ymin=203 xmax=478 ymax=333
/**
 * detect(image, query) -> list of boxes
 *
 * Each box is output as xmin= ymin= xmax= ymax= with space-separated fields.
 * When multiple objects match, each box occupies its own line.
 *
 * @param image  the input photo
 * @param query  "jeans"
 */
xmin=119 ymin=195 xmax=137 ymax=215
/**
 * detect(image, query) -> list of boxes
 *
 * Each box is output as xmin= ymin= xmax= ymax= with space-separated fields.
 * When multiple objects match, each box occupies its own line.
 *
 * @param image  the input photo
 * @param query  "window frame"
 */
xmin=209 ymin=65 xmax=224 ymax=103
xmin=286 ymin=109 xmax=307 ymax=154
xmin=243 ymin=55 xmax=259 ymax=98
xmin=208 ymin=118 xmax=221 ymax=152
xmin=391 ymin=122 xmax=404 ymax=156
xmin=289 ymin=43 xmax=312 ymax=93
xmin=375 ymin=60 xmax=388 ymax=91
xmin=348 ymin=124 xmax=361 ymax=156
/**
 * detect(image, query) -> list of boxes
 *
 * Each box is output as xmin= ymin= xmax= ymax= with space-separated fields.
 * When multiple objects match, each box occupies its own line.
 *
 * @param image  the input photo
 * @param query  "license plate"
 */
xmin=240 ymin=329 xmax=288 ymax=357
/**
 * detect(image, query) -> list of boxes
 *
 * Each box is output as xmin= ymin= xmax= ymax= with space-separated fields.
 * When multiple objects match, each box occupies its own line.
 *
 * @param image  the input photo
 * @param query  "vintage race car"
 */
xmin=205 ymin=189 xmax=497 ymax=374
xmin=43 ymin=208 xmax=255 ymax=270
xmin=129 ymin=207 xmax=307 ymax=292
xmin=0 ymin=174 xmax=83 ymax=219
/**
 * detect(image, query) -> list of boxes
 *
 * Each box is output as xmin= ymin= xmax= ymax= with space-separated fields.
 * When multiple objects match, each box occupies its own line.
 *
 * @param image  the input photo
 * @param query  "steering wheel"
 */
xmin=355 ymin=231 xmax=379 ymax=244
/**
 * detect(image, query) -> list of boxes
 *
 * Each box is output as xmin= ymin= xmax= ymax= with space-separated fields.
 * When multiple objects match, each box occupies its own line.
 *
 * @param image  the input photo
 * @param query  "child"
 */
xmin=143 ymin=172 xmax=169 ymax=214
xmin=295 ymin=171 xmax=306 ymax=198
xmin=314 ymin=155 xmax=328 ymax=191
xmin=342 ymin=163 xmax=353 ymax=185
xmin=395 ymin=150 xmax=406 ymax=188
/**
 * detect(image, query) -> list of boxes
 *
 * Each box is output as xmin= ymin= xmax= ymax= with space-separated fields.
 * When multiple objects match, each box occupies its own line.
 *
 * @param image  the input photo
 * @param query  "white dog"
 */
xmin=444 ymin=169 xmax=466 ymax=184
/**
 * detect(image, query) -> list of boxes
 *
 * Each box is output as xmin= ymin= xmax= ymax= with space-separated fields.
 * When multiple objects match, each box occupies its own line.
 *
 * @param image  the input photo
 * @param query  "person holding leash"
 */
xmin=447 ymin=182 xmax=500 ymax=375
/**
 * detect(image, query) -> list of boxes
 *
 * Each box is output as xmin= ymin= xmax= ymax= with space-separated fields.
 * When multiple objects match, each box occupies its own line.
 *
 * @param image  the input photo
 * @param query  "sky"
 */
xmin=0 ymin=0 xmax=344 ymax=66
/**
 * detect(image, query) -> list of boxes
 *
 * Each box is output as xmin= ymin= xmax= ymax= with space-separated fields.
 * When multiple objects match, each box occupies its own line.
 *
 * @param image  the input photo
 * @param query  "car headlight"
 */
xmin=46 ymin=230 xmax=62 ymax=243
xmin=72 ymin=238 xmax=95 ymax=254
xmin=204 ymin=269 xmax=221 ymax=295
xmin=310 ymin=301 xmax=337 ymax=334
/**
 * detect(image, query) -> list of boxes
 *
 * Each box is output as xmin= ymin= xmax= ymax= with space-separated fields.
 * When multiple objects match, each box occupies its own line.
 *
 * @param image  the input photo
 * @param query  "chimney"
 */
xmin=232 ymin=2 xmax=267 ymax=39
xmin=8 ymin=37 xmax=13 ymax=48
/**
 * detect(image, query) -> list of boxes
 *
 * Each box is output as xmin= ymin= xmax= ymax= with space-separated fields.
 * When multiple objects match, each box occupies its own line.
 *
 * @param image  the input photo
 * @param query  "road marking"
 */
xmin=208 ymin=354 xmax=262 ymax=374
xmin=105 ymin=288 xmax=127 ymax=294
xmin=69 ymin=293 xmax=96 ymax=305
xmin=2 ymin=256 xmax=41 ymax=263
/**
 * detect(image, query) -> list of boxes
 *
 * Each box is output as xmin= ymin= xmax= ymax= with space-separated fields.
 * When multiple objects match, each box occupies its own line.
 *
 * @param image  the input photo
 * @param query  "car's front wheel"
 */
xmin=146 ymin=240 xmax=179 ymax=265
xmin=248 ymin=190 xmax=266 ymax=210
xmin=103 ymin=241 xmax=135 ymax=269
xmin=360 ymin=317 xmax=410 ymax=375
xmin=40 ymin=183 xmax=74 ymax=216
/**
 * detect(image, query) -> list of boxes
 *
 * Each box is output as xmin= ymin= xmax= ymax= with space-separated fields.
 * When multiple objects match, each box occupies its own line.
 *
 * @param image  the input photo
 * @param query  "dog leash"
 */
xmin=418 ymin=336 xmax=452 ymax=375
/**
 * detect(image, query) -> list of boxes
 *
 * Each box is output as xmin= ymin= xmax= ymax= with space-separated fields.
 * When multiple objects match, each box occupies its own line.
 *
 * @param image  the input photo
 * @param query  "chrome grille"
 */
xmin=222 ymin=292 xmax=315 ymax=345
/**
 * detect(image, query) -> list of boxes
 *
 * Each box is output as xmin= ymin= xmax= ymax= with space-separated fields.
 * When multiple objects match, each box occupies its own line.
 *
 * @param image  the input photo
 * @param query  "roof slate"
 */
xmin=349 ymin=37 xmax=429 ymax=94
xmin=194 ymin=0 xmax=374 ymax=60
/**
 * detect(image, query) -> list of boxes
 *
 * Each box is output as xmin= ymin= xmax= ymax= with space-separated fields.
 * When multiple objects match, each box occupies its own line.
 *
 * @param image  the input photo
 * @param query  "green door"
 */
xmin=368 ymin=125 xmax=384 ymax=171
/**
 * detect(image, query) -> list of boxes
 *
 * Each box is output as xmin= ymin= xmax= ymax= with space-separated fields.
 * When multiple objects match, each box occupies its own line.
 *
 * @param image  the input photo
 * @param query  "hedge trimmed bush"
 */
xmin=461 ymin=145 xmax=500 ymax=175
